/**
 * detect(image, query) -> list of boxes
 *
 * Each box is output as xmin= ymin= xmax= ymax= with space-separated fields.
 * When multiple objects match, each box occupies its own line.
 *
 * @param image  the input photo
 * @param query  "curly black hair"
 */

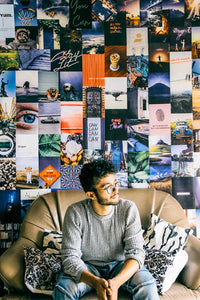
xmin=79 ymin=159 xmax=116 ymax=192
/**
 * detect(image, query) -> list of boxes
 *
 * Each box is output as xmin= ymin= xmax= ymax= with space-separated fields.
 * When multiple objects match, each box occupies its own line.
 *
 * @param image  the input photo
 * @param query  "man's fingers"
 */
xmin=106 ymin=287 xmax=112 ymax=295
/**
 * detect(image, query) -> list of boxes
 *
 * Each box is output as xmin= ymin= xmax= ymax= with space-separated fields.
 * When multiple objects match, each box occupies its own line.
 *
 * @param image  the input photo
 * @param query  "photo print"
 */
xmin=0 ymin=158 xmax=16 ymax=190
xmin=82 ymin=21 xmax=104 ymax=54
xmin=171 ymin=113 xmax=193 ymax=146
xmin=185 ymin=0 xmax=200 ymax=26
xmin=83 ymin=149 xmax=105 ymax=164
xmin=105 ymin=77 xmax=127 ymax=109
xmin=127 ymin=118 xmax=149 ymax=151
xmin=16 ymin=70 xmax=38 ymax=102
xmin=193 ymin=88 xmax=200 ymax=119
xmin=39 ymin=134 xmax=61 ymax=157
xmin=0 ymin=50 xmax=19 ymax=70
xmin=38 ymin=20 xmax=60 ymax=49
xmin=82 ymin=54 xmax=105 ymax=86
xmin=149 ymin=43 xmax=169 ymax=73
xmin=60 ymin=165 xmax=82 ymax=190
xmin=0 ymin=190 xmax=20 ymax=223
xmin=192 ymin=59 xmax=200 ymax=89
xmin=61 ymin=133 xmax=83 ymax=165
xmin=14 ymin=0 xmax=37 ymax=27
xmin=140 ymin=0 xmax=162 ymax=27
xmin=59 ymin=27 xmax=82 ymax=51
xmin=91 ymin=0 xmax=119 ymax=22
xmin=170 ymin=26 xmax=191 ymax=52
xmin=149 ymin=135 xmax=171 ymax=167
xmin=104 ymin=12 xmax=126 ymax=46
xmin=16 ymin=102 xmax=38 ymax=134
xmin=20 ymin=189 xmax=50 ymax=221
xmin=0 ymin=97 xmax=16 ymax=158
xmin=193 ymin=119 xmax=200 ymax=152
xmin=38 ymin=71 xmax=59 ymax=102
xmin=148 ymin=10 xmax=170 ymax=44
xmin=61 ymin=101 xmax=83 ymax=133
xmin=172 ymin=177 xmax=195 ymax=209
xmin=126 ymin=0 xmax=140 ymax=28
xmin=192 ymin=27 xmax=200 ymax=59
xmin=0 ymin=71 xmax=16 ymax=97
xmin=6 ymin=26 xmax=38 ymax=50
xmin=60 ymin=71 xmax=82 ymax=101
xmin=193 ymin=152 xmax=200 ymax=176
xmin=148 ymin=72 xmax=170 ymax=104
xmin=18 ymin=49 xmax=51 ymax=70
xmin=194 ymin=177 xmax=200 ymax=209
xmin=83 ymin=118 xmax=105 ymax=150
xmin=16 ymin=156 xmax=39 ymax=189
xmin=149 ymin=103 xmax=171 ymax=136
xmin=171 ymin=144 xmax=193 ymax=177
xmin=127 ymin=87 xmax=149 ymax=119
xmin=196 ymin=210 xmax=200 ymax=238
xmin=150 ymin=165 xmax=172 ymax=193
xmin=51 ymin=49 xmax=82 ymax=72
xmin=128 ymin=151 xmax=149 ymax=188
xmin=105 ymin=46 xmax=126 ymax=77
xmin=16 ymin=134 xmax=38 ymax=157
xmin=83 ymin=86 xmax=104 ymax=118
xmin=105 ymin=109 xmax=127 ymax=141
xmin=0 ymin=4 xmax=15 ymax=38
xmin=37 ymin=0 xmax=69 ymax=28
xmin=162 ymin=0 xmax=184 ymax=20
xmin=39 ymin=156 xmax=60 ymax=189
xmin=39 ymin=102 xmax=61 ymax=134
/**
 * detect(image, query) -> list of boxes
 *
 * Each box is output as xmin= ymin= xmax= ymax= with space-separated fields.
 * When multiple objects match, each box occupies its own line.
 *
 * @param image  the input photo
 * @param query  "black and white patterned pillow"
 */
xmin=144 ymin=248 xmax=174 ymax=295
xmin=24 ymin=247 xmax=62 ymax=295
xmin=144 ymin=214 xmax=191 ymax=254
xmin=42 ymin=230 xmax=62 ymax=256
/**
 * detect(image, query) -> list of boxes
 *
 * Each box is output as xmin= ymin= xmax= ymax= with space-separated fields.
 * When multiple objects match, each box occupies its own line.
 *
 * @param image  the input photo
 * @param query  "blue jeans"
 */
xmin=53 ymin=262 xmax=160 ymax=300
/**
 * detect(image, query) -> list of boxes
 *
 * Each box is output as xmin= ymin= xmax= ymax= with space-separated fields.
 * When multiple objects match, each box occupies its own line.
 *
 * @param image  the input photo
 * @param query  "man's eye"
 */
xmin=23 ymin=114 xmax=36 ymax=123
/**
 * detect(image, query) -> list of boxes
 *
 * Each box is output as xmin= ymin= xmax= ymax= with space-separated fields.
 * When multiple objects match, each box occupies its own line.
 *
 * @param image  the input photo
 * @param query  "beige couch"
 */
xmin=0 ymin=188 xmax=200 ymax=300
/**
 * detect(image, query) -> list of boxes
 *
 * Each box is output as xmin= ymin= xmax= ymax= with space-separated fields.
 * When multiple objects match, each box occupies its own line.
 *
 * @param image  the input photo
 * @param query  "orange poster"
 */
xmin=82 ymin=54 xmax=105 ymax=86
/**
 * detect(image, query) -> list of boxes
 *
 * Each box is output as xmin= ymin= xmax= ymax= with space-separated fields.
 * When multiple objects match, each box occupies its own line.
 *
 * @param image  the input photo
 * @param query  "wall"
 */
xmin=0 ymin=0 xmax=200 ymax=250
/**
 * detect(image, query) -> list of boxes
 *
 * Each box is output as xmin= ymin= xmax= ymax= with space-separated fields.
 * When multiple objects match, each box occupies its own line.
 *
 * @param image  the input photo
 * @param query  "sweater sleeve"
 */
xmin=123 ymin=202 xmax=145 ymax=268
xmin=60 ymin=205 xmax=88 ymax=283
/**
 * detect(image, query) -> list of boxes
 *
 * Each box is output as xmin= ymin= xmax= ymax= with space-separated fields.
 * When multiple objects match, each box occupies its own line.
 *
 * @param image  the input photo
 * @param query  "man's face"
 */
xmin=92 ymin=173 xmax=119 ymax=206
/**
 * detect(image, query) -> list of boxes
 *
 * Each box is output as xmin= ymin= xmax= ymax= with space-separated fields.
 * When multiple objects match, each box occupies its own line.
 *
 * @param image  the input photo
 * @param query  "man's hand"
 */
xmin=107 ymin=279 xmax=119 ymax=300
xmin=94 ymin=278 xmax=112 ymax=300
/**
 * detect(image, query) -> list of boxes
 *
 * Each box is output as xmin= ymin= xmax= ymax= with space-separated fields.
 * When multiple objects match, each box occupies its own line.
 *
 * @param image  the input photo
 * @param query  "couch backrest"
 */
xmin=20 ymin=188 xmax=189 ymax=248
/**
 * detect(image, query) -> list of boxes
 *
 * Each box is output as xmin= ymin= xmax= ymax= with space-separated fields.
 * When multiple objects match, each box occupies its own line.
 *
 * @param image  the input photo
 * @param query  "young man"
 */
xmin=53 ymin=159 xmax=159 ymax=300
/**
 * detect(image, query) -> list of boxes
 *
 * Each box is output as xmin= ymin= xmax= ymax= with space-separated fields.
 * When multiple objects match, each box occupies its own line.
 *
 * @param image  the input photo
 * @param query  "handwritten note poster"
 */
xmin=69 ymin=0 xmax=92 ymax=29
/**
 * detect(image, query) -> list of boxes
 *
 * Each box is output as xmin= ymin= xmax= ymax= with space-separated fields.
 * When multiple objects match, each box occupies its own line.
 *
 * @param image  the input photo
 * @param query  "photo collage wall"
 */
xmin=0 ymin=0 xmax=200 ymax=249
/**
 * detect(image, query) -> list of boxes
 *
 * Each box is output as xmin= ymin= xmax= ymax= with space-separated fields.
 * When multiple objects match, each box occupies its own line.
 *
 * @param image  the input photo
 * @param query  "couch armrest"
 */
xmin=179 ymin=234 xmax=200 ymax=290
xmin=0 ymin=237 xmax=37 ymax=292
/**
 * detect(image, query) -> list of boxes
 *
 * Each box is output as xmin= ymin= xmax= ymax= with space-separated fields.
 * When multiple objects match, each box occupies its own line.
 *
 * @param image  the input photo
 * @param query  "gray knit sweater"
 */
xmin=61 ymin=198 xmax=145 ymax=283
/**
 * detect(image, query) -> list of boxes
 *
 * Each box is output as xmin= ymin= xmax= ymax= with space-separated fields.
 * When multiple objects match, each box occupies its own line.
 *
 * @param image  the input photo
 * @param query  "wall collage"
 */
xmin=0 ymin=0 xmax=200 ymax=250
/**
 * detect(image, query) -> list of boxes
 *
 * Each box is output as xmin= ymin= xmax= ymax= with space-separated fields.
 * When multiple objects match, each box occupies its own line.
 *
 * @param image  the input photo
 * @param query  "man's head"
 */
xmin=79 ymin=159 xmax=120 ymax=208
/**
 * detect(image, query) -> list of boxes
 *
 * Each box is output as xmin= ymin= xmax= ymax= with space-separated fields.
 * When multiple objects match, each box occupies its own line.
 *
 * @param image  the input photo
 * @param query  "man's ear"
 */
xmin=86 ymin=191 xmax=95 ymax=200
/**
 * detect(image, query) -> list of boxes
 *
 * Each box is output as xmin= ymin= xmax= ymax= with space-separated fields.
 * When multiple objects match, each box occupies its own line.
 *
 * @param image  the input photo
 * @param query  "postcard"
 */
xmin=127 ymin=27 xmax=148 ymax=57
xmin=148 ymin=73 xmax=170 ymax=104
xmin=149 ymin=43 xmax=169 ymax=73
xmin=171 ymin=113 xmax=193 ymax=146
xmin=105 ymin=46 xmax=126 ymax=77
xmin=0 ymin=50 xmax=18 ymax=70
xmin=127 ymin=119 xmax=149 ymax=151
xmin=83 ymin=86 xmax=104 ymax=118
xmin=61 ymin=101 xmax=83 ymax=134
xmin=16 ymin=134 xmax=38 ymax=157
xmin=60 ymin=165 xmax=82 ymax=190
xmin=171 ymin=145 xmax=193 ymax=177
xmin=0 ymin=158 xmax=16 ymax=190
xmin=82 ymin=21 xmax=104 ymax=54
xmin=61 ymin=133 xmax=83 ymax=165
xmin=82 ymin=54 xmax=105 ymax=86
xmin=0 ymin=71 xmax=15 ymax=97
xmin=126 ymin=0 xmax=140 ymax=28
xmin=38 ymin=20 xmax=60 ymax=49
xmin=172 ymin=177 xmax=195 ymax=209
xmin=128 ymin=87 xmax=148 ymax=119
xmin=149 ymin=104 xmax=171 ymax=136
xmin=104 ymin=12 xmax=126 ymax=46
xmin=0 ymin=5 xmax=15 ymax=38
xmin=16 ymin=156 xmax=39 ymax=189
xmin=16 ymin=102 xmax=38 ymax=135
xmin=69 ymin=0 xmax=92 ymax=29
xmin=149 ymin=135 xmax=171 ymax=166
xmin=83 ymin=118 xmax=105 ymax=150
xmin=18 ymin=49 xmax=51 ymax=71
xmin=105 ymin=109 xmax=127 ymax=141
xmin=39 ymin=157 xmax=60 ymax=189
xmin=39 ymin=134 xmax=60 ymax=157
xmin=14 ymin=0 xmax=37 ymax=26
xmin=60 ymin=71 xmax=82 ymax=101
xmin=0 ymin=190 xmax=20 ymax=223
xmin=105 ymin=77 xmax=127 ymax=109
xmin=37 ymin=0 xmax=69 ymax=27
xmin=16 ymin=70 xmax=38 ymax=102
xmin=38 ymin=71 xmax=59 ymax=102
